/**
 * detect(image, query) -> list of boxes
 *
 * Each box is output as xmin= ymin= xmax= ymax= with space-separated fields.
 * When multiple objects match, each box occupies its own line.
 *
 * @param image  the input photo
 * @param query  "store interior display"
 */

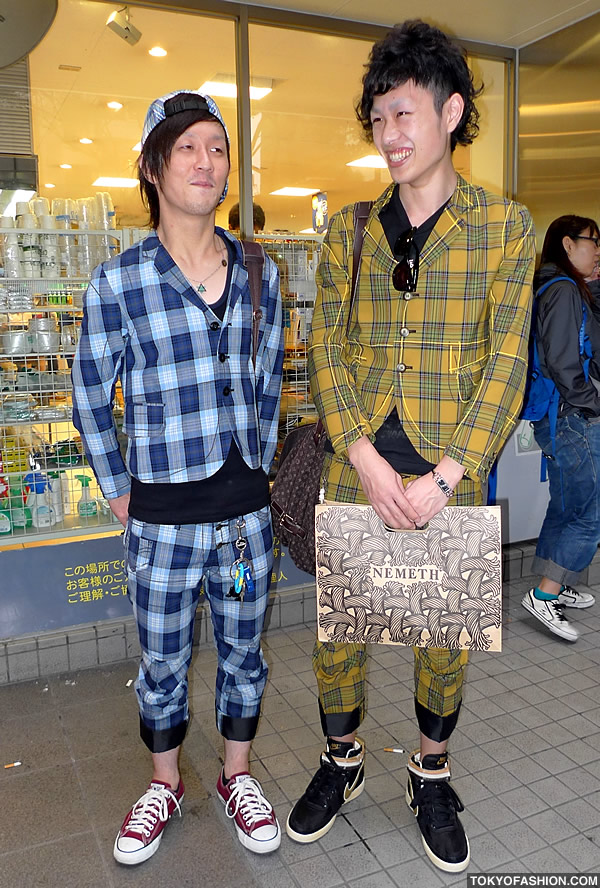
xmin=0 ymin=215 xmax=322 ymax=542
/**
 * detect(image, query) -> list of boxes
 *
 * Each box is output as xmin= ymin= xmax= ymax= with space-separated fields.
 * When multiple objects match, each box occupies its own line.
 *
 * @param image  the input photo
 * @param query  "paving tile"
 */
xmin=519 ymin=846 xmax=574 ymax=873
xmin=349 ymin=873 xmax=397 ymax=888
xmin=0 ymin=709 xmax=71 ymax=779
xmin=0 ymin=833 xmax=110 ymax=888
xmin=0 ymin=764 xmax=90 ymax=854
xmin=288 ymin=853 xmax=345 ymax=888
xmin=560 ymin=797 xmax=600 ymax=830
xmin=468 ymin=797 xmax=519 ymax=829
xmin=387 ymin=857 xmax=445 ymax=887
xmin=344 ymin=804 xmax=395 ymax=840
xmin=557 ymin=767 xmax=600 ymax=797
xmin=328 ymin=841 xmax=381 ymax=881
xmin=525 ymin=806 xmax=579 ymax=840
xmin=499 ymin=785 xmax=549 ymax=818
xmin=503 ymin=755 xmax=550 ymax=783
xmin=530 ymin=775 xmax=578 ymax=807
xmin=465 ymin=831 xmax=514 ymax=869
xmin=494 ymin=819 xmax=546 ymax=857
xmin=553 ymin=832 xmax=600 ymax=869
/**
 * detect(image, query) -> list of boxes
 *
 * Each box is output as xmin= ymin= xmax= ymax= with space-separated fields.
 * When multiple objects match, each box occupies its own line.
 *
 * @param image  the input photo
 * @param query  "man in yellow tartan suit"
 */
xmin=286 ymin=20 xmax=536 ymax=872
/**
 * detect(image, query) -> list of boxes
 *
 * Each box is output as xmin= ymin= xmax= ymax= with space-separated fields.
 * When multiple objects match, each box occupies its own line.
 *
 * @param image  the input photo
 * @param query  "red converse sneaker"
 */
xmin=113 ymin=779 xmax=184 ymax=865
xmin=216 ymin=769 xmax=281 ymax=854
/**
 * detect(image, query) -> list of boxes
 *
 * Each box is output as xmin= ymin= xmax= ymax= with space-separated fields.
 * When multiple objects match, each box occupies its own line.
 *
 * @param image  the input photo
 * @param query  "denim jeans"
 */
xmin=532 ymin=411 xmax=600 ymax=585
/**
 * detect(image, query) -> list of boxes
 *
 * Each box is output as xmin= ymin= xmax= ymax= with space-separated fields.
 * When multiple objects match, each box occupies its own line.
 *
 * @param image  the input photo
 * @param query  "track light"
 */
xmin=106 ymin=7 xmax=141 ymax=45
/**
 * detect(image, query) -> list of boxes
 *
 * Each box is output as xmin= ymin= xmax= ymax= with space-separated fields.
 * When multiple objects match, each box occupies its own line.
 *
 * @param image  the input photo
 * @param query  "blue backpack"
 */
xmin=521 ymin=275 xmax=591 ymax=480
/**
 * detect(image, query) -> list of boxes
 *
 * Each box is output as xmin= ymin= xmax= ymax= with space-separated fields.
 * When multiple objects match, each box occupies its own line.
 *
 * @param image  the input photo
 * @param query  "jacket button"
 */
xmin=404 ymin=293 xmax=412 ymax=301
xmin=210 ymin=322 xmax=220 ymax=331
xmin=223 ymin=385 xmax=231 ymax=396
xmin=400 ymin=327 xmax=409 ymax=337
xmin=219 ymin=352 xmax=228 ymax=362
xmin=397 ymin=363 xmax=406 ymax=372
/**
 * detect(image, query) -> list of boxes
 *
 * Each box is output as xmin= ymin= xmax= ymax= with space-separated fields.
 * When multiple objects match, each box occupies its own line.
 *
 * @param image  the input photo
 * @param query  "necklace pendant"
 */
xmin=197 ymin=283 xmax=206 ymax=294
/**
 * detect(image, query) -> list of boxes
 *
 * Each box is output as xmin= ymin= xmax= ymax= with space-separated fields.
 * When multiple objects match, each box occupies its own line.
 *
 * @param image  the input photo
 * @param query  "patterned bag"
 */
xmin=271 ymin=420 xmax=326 ymax=575
xmin=270 ymin=201 xmax=372 ymax=574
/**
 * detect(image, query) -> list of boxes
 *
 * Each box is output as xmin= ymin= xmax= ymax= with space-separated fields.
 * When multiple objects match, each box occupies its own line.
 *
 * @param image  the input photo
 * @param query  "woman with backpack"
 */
xmin=522 ymin=214 xmax=600 ymax=641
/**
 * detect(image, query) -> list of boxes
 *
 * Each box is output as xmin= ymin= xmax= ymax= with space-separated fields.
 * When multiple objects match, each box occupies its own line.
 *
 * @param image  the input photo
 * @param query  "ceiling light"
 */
xmin=149 ymin=46 xmax=167 ymax=57
xmin=107 ymin=101 xmax=123 ymax=111
xmin=44 ymin=183 xmax=56 ymax=189
xmin=270 ymin=187 xmax=320 ymax=197
xmin=131 ymin=141 xmax=142 ymax=152
xmin=80 ymin=138 xmax=93 ymax=144
xmin=299 ymin=228 xmax=317 ymax=234
xmin=93 ymin=177 xmax=138 ymax=188
xmin=199 ymin=74 xmax=272 ymax=101
xmin=106 ymin=8 xmax=141 ymax=46
xmin=346 ymin=155 xmax=387 ymax=169
xmin=60 ymin=163 xmax=72 ymax=169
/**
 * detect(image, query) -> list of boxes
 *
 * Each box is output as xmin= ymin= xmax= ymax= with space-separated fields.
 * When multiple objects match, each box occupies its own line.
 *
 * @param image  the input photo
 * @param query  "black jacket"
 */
xmin=535 ymin=263 xmax=600 ymax=418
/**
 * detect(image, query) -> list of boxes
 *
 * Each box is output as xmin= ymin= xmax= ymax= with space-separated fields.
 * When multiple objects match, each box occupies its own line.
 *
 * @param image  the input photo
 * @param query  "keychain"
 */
xmin=228 ymin=519 xmax=255 ymax=603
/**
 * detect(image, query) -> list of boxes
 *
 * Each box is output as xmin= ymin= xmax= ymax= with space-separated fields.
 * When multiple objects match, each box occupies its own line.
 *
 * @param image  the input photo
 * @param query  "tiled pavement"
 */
xmin=2 ymin=575 xmax=600 ymax=887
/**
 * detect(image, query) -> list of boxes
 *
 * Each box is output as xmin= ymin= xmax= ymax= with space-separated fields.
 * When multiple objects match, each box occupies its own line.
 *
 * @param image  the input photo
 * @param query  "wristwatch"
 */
xmin=431 ymin=470 xmax=454 ymax=498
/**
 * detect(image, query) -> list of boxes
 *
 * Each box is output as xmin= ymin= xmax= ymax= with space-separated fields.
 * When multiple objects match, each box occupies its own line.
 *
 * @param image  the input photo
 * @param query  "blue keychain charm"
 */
xmin=228 ymin=519 xmax=254 ymax=603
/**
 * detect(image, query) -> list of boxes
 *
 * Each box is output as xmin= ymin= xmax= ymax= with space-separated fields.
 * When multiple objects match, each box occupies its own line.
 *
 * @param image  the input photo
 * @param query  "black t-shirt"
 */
xmin=333 ymin=188 xmax=448 ymax=476
xmin=128 ymin=236 xmax=270 ymax=525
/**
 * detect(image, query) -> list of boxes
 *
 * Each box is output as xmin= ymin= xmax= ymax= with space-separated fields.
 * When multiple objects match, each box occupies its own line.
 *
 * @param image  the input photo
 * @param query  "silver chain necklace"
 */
xmin=184 ymin=241 xmax=228 ymax=293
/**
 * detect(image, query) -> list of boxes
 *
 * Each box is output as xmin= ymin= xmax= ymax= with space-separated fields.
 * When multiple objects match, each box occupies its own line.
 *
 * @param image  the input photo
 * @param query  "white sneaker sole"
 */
xmin=234 ymin=819 xmax=281 ymax=854
xmin=405 ymin=784 xmax=470 ymax=873
xmin=522 ymin=597 xmax=578 ymax=642
xmin=113 ymin=833 xmax=162 ymax=866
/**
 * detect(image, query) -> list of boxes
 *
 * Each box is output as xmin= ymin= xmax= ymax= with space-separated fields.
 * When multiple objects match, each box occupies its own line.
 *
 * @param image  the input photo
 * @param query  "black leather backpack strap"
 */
xmin=241 ymin=239 xmax=265 ymax=366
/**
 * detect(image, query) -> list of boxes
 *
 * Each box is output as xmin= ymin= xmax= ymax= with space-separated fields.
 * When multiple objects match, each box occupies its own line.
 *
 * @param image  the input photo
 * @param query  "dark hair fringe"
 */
xmin=137 ymin=108 xmax=230 ymax=230
xmin=540 ymin=214 xmax=600 ymax=306
xmin=356 ymin=19 xmax=482 ymax=152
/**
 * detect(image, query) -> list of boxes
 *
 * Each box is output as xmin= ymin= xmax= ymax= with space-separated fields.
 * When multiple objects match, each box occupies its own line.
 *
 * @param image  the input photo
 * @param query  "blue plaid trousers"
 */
xmin=124 ymin=506 xmax=273 ymax=751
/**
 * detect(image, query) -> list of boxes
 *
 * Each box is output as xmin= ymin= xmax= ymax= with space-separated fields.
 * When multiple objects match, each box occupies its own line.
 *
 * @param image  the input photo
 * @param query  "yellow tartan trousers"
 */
xmin=313 ymin=453 xmax=482 ymax=727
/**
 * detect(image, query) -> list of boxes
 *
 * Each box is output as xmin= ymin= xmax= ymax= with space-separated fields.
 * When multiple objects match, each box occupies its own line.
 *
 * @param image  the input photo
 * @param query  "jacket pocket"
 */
xmin=123 ymin=401 xmax=165 ymax=437
xmin=448 ymin=350 xmax=488 ymax=404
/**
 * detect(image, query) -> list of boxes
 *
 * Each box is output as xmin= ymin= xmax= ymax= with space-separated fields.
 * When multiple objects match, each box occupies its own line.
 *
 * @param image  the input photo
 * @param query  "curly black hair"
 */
xmin=356 ymin=20 xmax=482 ymax=152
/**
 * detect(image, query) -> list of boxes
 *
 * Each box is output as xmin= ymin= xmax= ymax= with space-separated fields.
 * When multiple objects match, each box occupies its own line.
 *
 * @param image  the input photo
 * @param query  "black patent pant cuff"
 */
xmin=139 ymin=716 xmax=188 ymax=753
xmin=319 ymin=700 xmax=362 ymax=738
xmin=414 ymin=698 xmax=461 ymax=743
xmin=217 ymin=711 xmax=261 ymax=742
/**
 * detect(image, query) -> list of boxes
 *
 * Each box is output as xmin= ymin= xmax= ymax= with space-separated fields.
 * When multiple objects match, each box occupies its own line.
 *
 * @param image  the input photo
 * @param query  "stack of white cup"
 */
xmin=1 ymin=216 xmax=22 ymax=278
xmin=39 ymin=215 xmax=60 ymax=279
xmin=51 ymin=198 xmax=78 ymax=277
xmin=18 ymin=213 xmax=42 ymax=278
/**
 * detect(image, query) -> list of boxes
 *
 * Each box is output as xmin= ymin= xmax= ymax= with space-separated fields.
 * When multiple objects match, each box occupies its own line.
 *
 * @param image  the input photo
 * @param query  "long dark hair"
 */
xmin=137 ymin=109 xmax=230 ymax=229
xmin=540 ymin=214 xmax=599 ymax=305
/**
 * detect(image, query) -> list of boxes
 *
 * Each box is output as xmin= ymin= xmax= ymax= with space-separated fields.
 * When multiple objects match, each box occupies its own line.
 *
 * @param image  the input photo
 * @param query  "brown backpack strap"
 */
xmin=348 ymin=200 xmax=373 ymax=335
xmin=241 ymin=240 xmax=265 ymax=366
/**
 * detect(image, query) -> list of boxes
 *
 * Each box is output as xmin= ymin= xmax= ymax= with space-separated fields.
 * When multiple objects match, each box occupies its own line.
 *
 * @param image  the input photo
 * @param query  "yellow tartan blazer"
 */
xmin=308 ymin=176 xmax=536 ymax=501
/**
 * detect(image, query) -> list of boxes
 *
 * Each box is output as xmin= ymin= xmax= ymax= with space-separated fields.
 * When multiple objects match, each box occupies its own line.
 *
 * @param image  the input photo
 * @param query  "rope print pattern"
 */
xmin=316 ymin=503 xmax=501 ymax=652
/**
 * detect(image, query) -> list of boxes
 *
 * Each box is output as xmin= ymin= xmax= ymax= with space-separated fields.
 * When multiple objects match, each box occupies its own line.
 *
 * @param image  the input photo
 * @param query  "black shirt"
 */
xmin=367 ymin=188 xmax=448 ymax=476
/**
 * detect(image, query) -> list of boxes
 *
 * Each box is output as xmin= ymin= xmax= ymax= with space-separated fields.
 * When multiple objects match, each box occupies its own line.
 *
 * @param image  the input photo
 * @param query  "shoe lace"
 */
xmin=549 ymin=600 xmax=568 ymax=622
xmin=304 ymin=753 xmax=355 ymax=807
xmin=127 ymin=785 xmax=182 ymax=837
xmin=410 ymin=778 xmax=464 ymax=829
xmin=224 ymin=777 xmax=273 ymax=826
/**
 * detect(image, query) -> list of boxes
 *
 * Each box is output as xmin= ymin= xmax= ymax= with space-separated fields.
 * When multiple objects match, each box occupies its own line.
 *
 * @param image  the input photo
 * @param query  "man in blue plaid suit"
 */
xmin=72 ymin=90 xmax=284 ymax=864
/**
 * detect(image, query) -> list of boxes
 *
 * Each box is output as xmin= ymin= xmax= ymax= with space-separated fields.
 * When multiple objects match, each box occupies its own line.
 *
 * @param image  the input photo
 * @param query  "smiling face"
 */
xmin=564 ymin=227 xmax=600 ymax=280
xmin=370 ymin=80 xmax=463 ymax=193
xmin=152 ymin=120 xmax=230 ymax=223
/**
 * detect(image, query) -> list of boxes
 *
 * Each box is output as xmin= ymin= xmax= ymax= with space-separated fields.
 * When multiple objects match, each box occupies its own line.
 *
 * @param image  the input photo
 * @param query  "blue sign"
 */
xmin=0 ymin=533 xmax=314 ymax=639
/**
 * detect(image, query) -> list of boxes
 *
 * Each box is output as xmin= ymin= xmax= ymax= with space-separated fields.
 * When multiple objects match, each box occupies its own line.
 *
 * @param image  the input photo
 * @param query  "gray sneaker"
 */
xmin=557 ymin=585 xmax=595 ymax=609
xmin=522 ymin=588 xmax=578 ymax=642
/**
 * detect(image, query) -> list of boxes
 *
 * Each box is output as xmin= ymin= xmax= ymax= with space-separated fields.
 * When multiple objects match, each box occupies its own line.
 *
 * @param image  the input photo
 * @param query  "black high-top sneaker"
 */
xmin=406 ymin=751 xmax=469 ymax=873
xmin=286 ymin=737 xmax=365 ymax=843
